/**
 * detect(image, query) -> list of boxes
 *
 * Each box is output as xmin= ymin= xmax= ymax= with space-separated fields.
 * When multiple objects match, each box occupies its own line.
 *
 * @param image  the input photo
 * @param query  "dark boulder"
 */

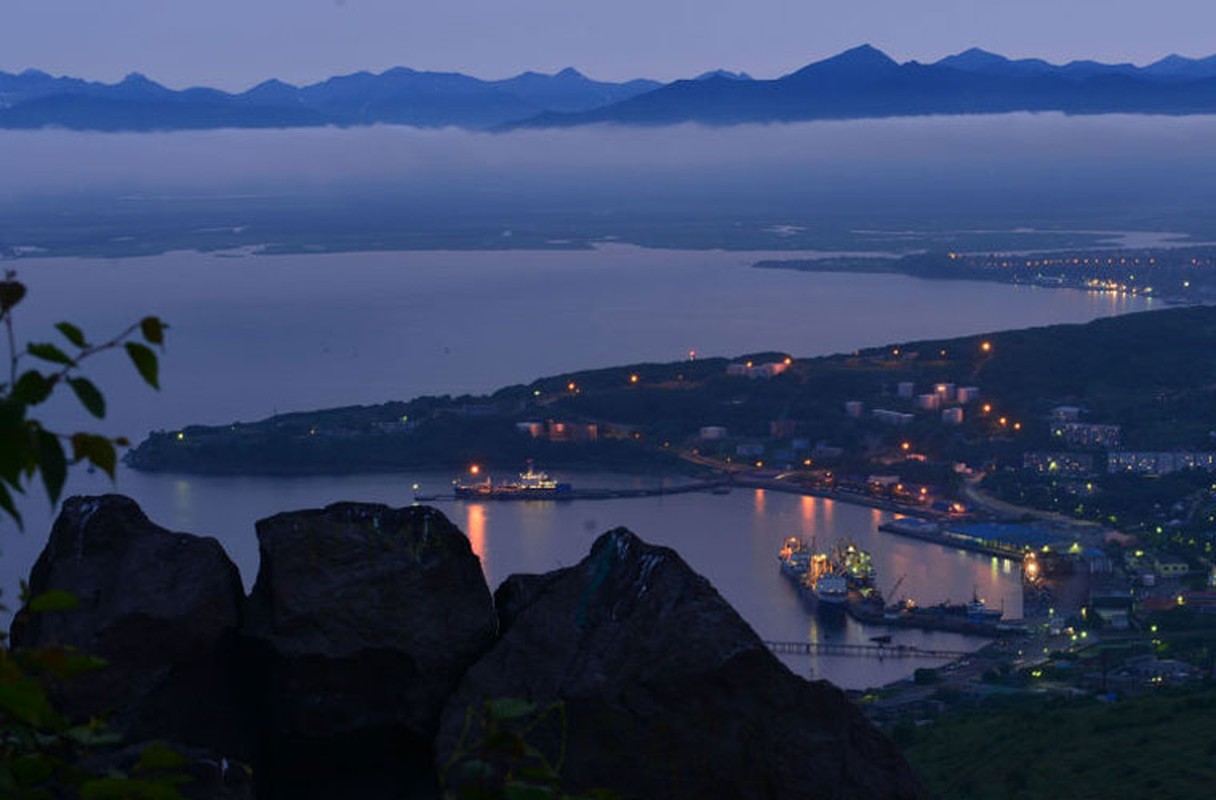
xmin=10 ymin=494 xmax=246 ymax=754
xmin=438 ymin=528 xmax=927 ymax=800
xmin=243 ymin=502 xmax=497 ymax=799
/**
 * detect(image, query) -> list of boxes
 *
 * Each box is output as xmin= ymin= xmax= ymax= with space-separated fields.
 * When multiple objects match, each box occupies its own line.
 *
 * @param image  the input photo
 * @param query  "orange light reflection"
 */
xmin=465 ymin=504 xmax=487 ymax=562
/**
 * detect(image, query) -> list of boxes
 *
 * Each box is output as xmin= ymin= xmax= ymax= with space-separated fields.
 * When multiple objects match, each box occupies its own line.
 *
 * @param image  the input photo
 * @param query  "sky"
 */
xmin=1 ymin=0 xmax=1214 ymax=90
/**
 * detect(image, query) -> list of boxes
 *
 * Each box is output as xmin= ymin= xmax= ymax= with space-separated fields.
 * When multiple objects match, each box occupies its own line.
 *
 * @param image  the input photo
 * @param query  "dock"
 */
xmin=417 ymin=479 xmax=729 ymax=503
xmin=878 ymin=520 xmax=1025 ymax=560
xmin=764 ymin=640 xmax=970 ymax=660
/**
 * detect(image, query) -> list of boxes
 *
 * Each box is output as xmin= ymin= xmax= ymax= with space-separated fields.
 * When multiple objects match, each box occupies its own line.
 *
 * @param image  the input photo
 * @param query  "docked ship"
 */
xmin=809 ymin=566 xmax=849 ymax=607
xmin=778 ymin=538 xmax=853 ymax=609
xmin=832 ymin=540 xmax=876 ymax=591
xmin=778 ymin=537 xmax=811 ymax=578
xmin=453 ymin=462 xmax=572 ymax=500
xmin=880 ymin=590 xmax=1003 ymax=629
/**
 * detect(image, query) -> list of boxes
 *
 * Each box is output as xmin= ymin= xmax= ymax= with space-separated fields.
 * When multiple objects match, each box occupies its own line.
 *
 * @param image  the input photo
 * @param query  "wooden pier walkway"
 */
xmin=764 ymin=640 xmax=970 ymax=659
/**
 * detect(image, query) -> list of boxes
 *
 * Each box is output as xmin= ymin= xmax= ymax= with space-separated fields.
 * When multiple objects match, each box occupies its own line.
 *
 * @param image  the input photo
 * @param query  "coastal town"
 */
xmin=125 ymin=305 xmax=1216 ymax=734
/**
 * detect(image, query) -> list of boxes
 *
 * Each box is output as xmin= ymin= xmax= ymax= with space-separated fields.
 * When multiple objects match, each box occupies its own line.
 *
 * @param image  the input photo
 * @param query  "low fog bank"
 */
xmin=1 ymin=114 xmax=1215 ymax=237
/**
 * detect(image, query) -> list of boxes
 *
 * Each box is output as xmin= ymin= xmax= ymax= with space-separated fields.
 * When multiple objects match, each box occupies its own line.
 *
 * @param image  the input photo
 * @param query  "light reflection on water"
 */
xmin=0 ymin=243 xmax=1149 ymax=689
xmin=3 ymin=468 xmax=1023 ymax=690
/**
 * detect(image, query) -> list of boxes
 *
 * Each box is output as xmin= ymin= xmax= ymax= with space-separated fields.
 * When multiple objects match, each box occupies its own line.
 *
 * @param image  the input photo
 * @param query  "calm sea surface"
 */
xmin=5 ymin=245 xmax=1151 ymax=688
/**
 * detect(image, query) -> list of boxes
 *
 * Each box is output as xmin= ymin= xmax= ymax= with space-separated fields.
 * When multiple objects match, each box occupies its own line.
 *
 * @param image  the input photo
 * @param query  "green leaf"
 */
xmin=516 ymin=765 xmax=562 ymax=785
xmin=140 ymin=316 xmax=167 ymax=346
xmin=486 ymin=697 xmax=538 ymax=721
xmin=12 ymin=370 xmax=53 ymax=405
xmin=0 ymin=402 xmax=30 ymax=485
xmin=71 ymin=433 xmax=117 ymax=479
xmin=27 ymin=342 xmax=74 ymax=366
xmin=35 ymin=428 xmax=67 ymax=505
xmin=124 ymin=342 xmax=159 ymax=389
xmin=505 ymin=781 xmax=557 ymax=800
xmin=28 ymin=589 xmax=79 ymax=614
xmin=0 ymin=661 xmax=61 ymax=729
xmin=0 ymin=279 xmax=25 ymax=312
xmin=55 ymin=321 xmax=88 ymax=348
xmin=10 ymin=753 xmax=54 ymax=787
xmin=65 ymin=724 xmax=122 ymax=747
xmin=136 ymin=742 xmax=190 ymax=773
xmin=81 ymin=776 xmax=185 ymax=800
xmin=0 ymin=481 xmax=21 ymax=529
xmin=68 ymin=377 xmax=106 ymax=419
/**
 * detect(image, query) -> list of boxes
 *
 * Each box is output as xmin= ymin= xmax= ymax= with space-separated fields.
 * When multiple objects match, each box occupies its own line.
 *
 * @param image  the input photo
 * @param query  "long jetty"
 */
xmin=764 ymin=640 xmax=970 ymax=659
xmin=416 ymin=479 xmax=729 ymax=503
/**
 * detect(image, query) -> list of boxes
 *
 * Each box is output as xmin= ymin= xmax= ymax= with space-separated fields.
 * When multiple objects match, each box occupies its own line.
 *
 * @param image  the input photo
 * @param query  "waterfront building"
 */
xmin=699 ymin=426 xmax=728 ymax=441
xmin=770 ymin=419 xmax=798 ymax=437
xmin=515 ymin=421 xmax=545 ymax=438
xmin=1107 ymin=451 xmax=1216 ymax=475
xmin=1154 ymin=553 xmax=1191 ymax=578
xmin=956 ymin=386 xmax=981 ymax=404
xmin=872 ymin=409 xmax=914 ymax=425
xmin=844 ymin=400 xmax=864 ymax=419
xmin=726 ymin=361 xmax=789 ymax=379
xmin=941 ymin=407 xmax=964 ymax=425
xmin=547 ymin=420 xmax=598 ymax=443
xmin=1051 ymin=405 xmax=1083 ymax=422
xmin=1052 ymin=422 xmax=1122 ymax=448
xmin=941 ymin=522 xmax=1072 ymax=554
xmin=916 ymin=393 xmax=940 ymax=411
xmin=1023 ymin=452 xmax=1095 ymax=477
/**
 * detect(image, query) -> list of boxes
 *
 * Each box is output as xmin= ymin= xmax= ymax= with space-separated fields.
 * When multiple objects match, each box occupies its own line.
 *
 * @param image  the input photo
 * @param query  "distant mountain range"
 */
xmin=5 ymin=45 xmax=1216 ymax=132
xmin=0 ymin=66 xmax=660 ymax=131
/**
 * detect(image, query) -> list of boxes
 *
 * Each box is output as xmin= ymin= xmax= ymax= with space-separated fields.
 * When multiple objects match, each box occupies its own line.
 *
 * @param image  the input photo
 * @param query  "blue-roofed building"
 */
xmin=942 ymin=522 xmax=1074 ymax=554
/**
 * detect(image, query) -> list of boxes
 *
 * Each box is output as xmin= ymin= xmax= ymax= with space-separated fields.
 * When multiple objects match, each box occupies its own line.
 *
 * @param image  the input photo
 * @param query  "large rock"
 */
xmin=243 ymin=502 xmax=497 ymax=799
xmin=438 ymin=528 xmax=927 ymax=800
xmin=10 ymin=495 xmax=246 ymax=753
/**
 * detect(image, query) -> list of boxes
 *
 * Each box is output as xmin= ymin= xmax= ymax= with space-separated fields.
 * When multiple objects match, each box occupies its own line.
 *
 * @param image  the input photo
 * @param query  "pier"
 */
xmin=764 ymin=640 xmax=970 ymax=660
xmin=416 ymin=480 xmax=729 ymax=503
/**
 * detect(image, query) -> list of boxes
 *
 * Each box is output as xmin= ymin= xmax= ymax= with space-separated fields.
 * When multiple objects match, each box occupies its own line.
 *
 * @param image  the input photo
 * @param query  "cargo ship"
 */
xmin=778 ymin=537 xmax=852 ymax=610
xmin=453 ymin=461 xmax=572 ymax=500
xmin=779 ymin=538 xmax=1013 ymax=635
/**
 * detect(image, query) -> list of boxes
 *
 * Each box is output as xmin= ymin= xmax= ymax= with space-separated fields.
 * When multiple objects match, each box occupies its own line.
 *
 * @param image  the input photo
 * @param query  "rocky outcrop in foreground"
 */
xmin=11 ymin=496 xmax=926 ymax=799
xmin=438 ymin=528 xmax=925 ymax=799
xmin=243 ymin=502 xmax=497 ymax=798
xmin=11 ymin=495 xmax=246 ymax=751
